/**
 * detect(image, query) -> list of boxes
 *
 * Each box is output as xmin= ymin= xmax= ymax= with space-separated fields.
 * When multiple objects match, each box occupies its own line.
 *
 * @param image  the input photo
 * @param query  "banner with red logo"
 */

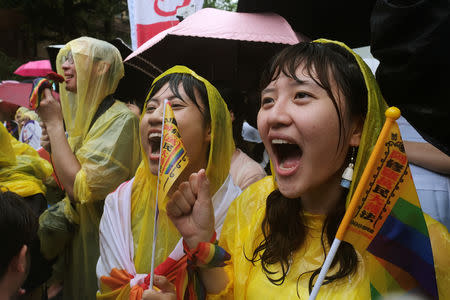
xmin=127 ymin=0 xmax=204 ymax=49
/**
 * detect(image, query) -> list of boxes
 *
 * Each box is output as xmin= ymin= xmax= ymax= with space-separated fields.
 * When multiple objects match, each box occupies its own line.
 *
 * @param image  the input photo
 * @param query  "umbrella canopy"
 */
xmin=0 ymin=81 xmax=33 ymax=108
xmin=116 ymin=8 xmax=302 ymax=110
xmin=0 ymin=80 xmax=60 ymax=109
xmin=14 ymin=59 xmax=53 ymax=77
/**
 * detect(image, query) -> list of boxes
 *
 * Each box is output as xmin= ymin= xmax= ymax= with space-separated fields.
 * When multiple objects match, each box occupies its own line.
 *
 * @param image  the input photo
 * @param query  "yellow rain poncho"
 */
xmin=211 ymin=40 xmax=449 ymax=299
xmin=39 ymin=37 xmax=141 ymax=300
xmin=132 ymin=66 xmax=234 ymax=270
xmin=97 ymin=66 xmax=235 ymax=298
xmin=0 ymin=122 xmax=52 ymax=197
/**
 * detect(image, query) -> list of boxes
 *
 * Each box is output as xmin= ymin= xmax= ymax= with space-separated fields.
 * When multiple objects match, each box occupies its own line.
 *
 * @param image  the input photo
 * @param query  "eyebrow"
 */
xmin=147 ymin=95 xmax=181 ymax=105
xmin=262 ymin=78 xmax=314 ymax=95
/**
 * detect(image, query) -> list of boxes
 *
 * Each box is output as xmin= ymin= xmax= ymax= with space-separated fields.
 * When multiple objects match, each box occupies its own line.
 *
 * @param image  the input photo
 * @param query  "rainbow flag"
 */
xmin=29 ymin=78 xmax=52 ymax=109
xmin=158 ymin=101 xmax=189 ymax=202
xmin=29 ymin=72 xmax=64 ymax=109
xmin=339 ymin=107 xmax=438 ymax=299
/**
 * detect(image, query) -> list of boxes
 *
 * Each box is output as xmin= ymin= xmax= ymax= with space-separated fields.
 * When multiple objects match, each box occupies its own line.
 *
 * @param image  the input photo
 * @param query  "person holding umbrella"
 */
xmin=36 ymin=36 xmax=141 ymax=299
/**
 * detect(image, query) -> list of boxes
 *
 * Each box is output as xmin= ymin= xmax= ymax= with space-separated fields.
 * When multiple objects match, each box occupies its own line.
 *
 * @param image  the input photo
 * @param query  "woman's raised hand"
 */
xmin=36 ymin=88 xmax=64 ymax=128
xmin=166 ymin=169 xmax=215 ymax=249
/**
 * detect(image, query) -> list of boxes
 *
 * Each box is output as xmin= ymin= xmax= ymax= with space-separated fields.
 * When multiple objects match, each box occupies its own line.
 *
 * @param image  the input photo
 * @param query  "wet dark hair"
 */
xmin=0 ymin=191 xmax=38 ymax=280
xmin=147 ymin=73 xmax=211 ymax=124
xmin=260 ymin=42 xmax=367 ymax=150
xmin=247 ymin=42 xmax=367 ymax=295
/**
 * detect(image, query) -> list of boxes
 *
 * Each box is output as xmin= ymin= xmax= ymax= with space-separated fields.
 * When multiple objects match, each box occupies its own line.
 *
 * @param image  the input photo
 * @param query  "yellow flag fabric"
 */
xmin=158 ymin=101 xmax=189 ymax=202
xmin=339 ymin=108 xmax=440 ymax=298
xmin=340 ymin=109 xmax=406 ymax=250
xmin=0 ymin=122 xmax=53 ymax=197
xmin=130 ymin=65 xmax=235 ymax=277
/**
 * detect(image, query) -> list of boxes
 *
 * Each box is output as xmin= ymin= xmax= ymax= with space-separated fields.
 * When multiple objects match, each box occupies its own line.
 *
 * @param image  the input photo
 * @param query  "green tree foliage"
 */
xmin=203 ymin=0 xmax=238 ymax=11
xmin=1 ymin=0 xmax=128 ymax=55
xmin=90 ymin=0 xmax=127 ymax=41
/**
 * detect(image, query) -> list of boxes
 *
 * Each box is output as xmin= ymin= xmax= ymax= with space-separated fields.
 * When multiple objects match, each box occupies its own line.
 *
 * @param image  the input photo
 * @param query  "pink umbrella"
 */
xmin=0 ymin=80 xmax=60 ymax=109
xmin=116 ymin=8 xmax=303 ymax=106
xmin=14 ymin=59 xmax=53 ymax=77
xmin=0 ymin=81 xmax=33 ymax=108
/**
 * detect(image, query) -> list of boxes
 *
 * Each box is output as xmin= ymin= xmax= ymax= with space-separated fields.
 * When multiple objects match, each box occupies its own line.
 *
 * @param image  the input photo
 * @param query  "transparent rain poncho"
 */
xmin=211 ymin=40 xmax=449 ymax=299
xmin=0 ymin=122 xmax=53 ymax=197
xmin=38 ymin=37 xmax=141 ymax=300
xmin=96 ymin=66 xmax=236 ymax=298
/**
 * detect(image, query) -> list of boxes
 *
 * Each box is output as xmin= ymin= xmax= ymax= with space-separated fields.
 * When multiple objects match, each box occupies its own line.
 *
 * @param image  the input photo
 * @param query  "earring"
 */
xmin=341 ymin=147 xmax=356 ymax=189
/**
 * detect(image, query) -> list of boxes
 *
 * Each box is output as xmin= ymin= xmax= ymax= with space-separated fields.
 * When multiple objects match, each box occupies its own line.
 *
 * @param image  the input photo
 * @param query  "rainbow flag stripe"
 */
xmin=163 ymin=145 xmax=186 ymax=175
xmin=341 ymin=109 xmax=439 ymax=299
xmin=29 ymin=77 xmax=51 ymax=109
xmin=367 ymin=195 xmax=438 ymax=298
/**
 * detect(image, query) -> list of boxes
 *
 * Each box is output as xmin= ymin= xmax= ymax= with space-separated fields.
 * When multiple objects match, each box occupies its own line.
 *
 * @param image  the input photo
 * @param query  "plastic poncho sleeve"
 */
xmin=65 ymin=101 xmax=141 ymax=222
xmin=208 ymin=176 xmax=274 ymax=300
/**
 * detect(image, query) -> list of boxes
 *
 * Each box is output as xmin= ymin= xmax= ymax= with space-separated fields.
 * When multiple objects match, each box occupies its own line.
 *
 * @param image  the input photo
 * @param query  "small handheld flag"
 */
xmin=309 ymin=107 xmax=438 ymax=300
xmin=158 ymin=101 xmax=190 ymax=202
xmin=29 ymin=72 xmax=64 ymax=109
xmin=149 ymin=99 xmax=190 ymax=290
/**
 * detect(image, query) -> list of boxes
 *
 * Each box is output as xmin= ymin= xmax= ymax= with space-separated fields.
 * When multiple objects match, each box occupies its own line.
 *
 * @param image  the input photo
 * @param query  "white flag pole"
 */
xmin=149 ymin=99 xmax=168 ymax=290
xmin=308 ymin=238 xmax=342 ymax=300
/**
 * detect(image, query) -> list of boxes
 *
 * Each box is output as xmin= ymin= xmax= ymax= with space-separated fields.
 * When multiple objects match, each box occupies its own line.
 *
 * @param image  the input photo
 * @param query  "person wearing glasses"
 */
xmin=36 ymin=37 xmax=141 ymax=300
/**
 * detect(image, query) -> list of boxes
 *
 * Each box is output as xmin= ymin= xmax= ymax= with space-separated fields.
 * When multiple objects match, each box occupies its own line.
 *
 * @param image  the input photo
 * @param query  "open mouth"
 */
xmin=64 ymin=74 xmax=73 ymax=82
xmin=148 ymin=132 xmax=162 ymax=159
xmin=272 ymin=139 xmax=303 ymax=174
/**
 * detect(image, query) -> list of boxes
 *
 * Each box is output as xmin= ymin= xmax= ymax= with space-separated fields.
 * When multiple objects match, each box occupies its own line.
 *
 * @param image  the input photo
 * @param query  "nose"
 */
xmin=61 ymin=60 xmax=70 ymax=70
xmin=148 ymin=103 xmax=163 ymax=126
xmin=265 ymin=98 xmax=292 ymax=128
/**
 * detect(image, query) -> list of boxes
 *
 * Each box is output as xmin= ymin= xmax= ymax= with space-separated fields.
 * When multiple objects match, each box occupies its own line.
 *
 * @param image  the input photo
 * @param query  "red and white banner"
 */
xmin=128 ymin=0 xmax=204 ymax=49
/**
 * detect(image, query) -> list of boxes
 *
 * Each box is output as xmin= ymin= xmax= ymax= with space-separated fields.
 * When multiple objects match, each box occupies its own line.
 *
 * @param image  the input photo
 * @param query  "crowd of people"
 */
xmin=0 ymin=9 xmax=449 ymax=300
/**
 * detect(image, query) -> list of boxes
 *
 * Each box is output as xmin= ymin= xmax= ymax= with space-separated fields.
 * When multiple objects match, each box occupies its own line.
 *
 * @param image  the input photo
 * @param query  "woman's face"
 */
xmin=258 ymin=64 xmax=361 ymax=202
xmin=140 ymin=82 xmax=211 ymax=181
xmin=15 ymin=111 xmax=24 ymax=125
xmin=61 ymin=51 xmax=77 ymax=93
xmin=18 ymin=114 xmax=30 ymax=130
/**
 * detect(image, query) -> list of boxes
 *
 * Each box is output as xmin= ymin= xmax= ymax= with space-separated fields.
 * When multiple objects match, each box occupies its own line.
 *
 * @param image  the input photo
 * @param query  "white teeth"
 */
xmin=148 ymin=132 xmax=161 ymax=139
xmin=272 ymin=139 xmax=291 ymax=144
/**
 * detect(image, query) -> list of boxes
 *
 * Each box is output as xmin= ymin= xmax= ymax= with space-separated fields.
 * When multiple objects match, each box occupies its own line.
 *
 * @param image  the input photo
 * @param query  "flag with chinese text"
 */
xmin=158 ymin=101 xmax=189 ymax=203
xmin=341 ymin=109 xmax=438 ymax=299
